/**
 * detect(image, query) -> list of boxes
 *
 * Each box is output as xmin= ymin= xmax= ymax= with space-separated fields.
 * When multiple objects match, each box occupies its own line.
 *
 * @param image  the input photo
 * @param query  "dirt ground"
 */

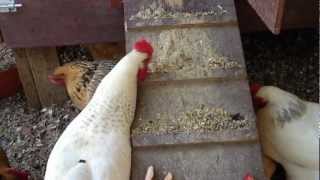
xmin=0 ymin=28 xmax=318 ymax=180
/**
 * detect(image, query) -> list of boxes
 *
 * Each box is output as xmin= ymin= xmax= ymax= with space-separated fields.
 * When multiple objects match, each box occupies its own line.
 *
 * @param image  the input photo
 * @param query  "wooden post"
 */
xmin=14 ymin=49 xmax=41 ymax=108
xmin=14 ymin=47 xmax=68 ymax=108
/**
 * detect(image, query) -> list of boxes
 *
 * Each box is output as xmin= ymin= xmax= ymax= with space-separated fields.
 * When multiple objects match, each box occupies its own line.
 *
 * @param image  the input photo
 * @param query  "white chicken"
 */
xmin=251 ymin=84 xmax=319 ymax=180
xmin=44 ymin=39 xmax=154 ymax=180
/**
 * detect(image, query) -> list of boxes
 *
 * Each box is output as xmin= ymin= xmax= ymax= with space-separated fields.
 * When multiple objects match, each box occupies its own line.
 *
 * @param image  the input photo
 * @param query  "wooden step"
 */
xmin=124 ymin=0 xmax=265 ymax=179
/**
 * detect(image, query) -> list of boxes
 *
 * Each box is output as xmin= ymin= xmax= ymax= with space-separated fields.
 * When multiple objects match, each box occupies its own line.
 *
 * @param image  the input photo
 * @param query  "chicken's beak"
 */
xmin=48 ymin=74 xmax=65 ymax=86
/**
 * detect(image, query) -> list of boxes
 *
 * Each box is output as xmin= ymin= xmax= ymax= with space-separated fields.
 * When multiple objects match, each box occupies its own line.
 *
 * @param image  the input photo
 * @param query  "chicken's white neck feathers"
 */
xmin=75 ymin=50 xmax=146 ymax=133
xmin=257 ymin=86 xmax=307 ymax=126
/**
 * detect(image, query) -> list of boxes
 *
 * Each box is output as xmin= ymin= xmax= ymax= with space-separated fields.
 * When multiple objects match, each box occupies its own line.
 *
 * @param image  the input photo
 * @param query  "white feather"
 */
xmin=45 ymin=50 xmax=147 ymax=180
xmin=256 ymin=86 xmax=319 ymax=180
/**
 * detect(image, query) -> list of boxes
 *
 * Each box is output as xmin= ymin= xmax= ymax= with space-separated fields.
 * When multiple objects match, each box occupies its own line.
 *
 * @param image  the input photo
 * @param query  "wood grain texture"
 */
xmin=130 ymin=0 xmax=264 ymax=180
xmin=0 ymin=0 xmax=124 ymax=48
xmin=126 ymin=26 xmax=247 ymax=82
xmin=24 ymin=48 xmax=67 ymax=107
xmin=132 ymin=142 xmax=265 ymax=180
xmin=246 ymin=0 xmax=286 ymax=34
xmin=124 ymin=0 xmax=265 ymax=179
xmin=14 ymin=48 xmax=41 ymax=109
xmin=0 ymin=0 xmax=317 ymax=48
xmin=85 ymin=42 xmax=125 ymax=60
xmin=124 ymin=0 xmax=237 ymax=29
xmin=236 ymin=0 xmax=317 ymax=34
xmin=132 ymin=80 xmax=257 ymax=147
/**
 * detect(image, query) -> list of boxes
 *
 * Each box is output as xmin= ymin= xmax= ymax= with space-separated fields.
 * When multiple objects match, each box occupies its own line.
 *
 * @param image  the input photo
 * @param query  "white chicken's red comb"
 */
xmin=250 ymin=83 xmax=262 ymax=96
xmin=133 ymin=39 xmax=153 ymax=58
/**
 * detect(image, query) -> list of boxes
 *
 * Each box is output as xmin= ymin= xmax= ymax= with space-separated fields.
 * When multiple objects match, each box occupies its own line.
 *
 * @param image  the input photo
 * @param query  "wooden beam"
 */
xmin=85 ymin=42 xmax=125 ymax=60
xmin=14 ymin=48 xmax=41 ymax=109
xmin=24 ymin=47 xmax=68 ymax=107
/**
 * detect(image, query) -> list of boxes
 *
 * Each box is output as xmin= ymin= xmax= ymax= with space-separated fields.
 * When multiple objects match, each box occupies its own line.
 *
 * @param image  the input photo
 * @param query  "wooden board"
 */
xmin=281 ymin=0 xmax=318 ymax=30
xmin=132 ymin=143 xmax=265 ymax=179
xmin=0 ymin=0 xmax=317 ymax=48
xmin=246 ymin=0 xmax=285 ymax=34
xmin=124 ymin=0 xmax=265 ymax=179
xmin=132 ymin=80 xmax=257 ymax=147
xmin=15 ymin=48 xmax=67 ymax=108
xmin=126 ymin=26 xmax=247 ymax=82
xmin=85 ymin=42 xmax=125 ymax=60
xmin=124 ymin=0 xmax=237 ymax=29
xmin=0 ymin=0 xmax=124 ymax=48
xmin=236 ymin=0 xmax=317 ymax=33
xmin=14 ymin=49 xmax=41 ymax=108
xmin=25 ymin=48 xmax=67 ymax=106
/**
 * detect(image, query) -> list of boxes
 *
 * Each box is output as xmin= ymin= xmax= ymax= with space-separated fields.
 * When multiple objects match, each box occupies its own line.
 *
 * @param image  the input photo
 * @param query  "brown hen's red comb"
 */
xmin=133 ymin=39 xmax=153 ymax=58
xmin=250 ymin=83 xmax=262 ymax=96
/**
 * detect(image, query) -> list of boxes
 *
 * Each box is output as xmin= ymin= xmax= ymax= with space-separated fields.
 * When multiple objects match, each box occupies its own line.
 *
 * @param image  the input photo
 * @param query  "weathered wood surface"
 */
xmin=281 ymin=0 xmax=317 ymax=30
xmin=239 ymin=0 xmax=317 ymax=34
xmin=85 ymin=42 xmax=125 ymax=60
xmin=246 ymin=0 xmax=286 ymax=34
xmin=0 ymin=0 xmax=317 ymax=48
xmin=25 ymin=48 xmax=67 ymax=107
xmin=14 ymin=49 xmax=41 ymax=108
xmin=0 ymin=0 xmax=124 ymax=48
xmin=132 ymin=80 xmax=257 ymax=147
xmin=14 ymin=48 xmax=67 ymax=108
xmin=124 ymin=0 xmax=237 ymax=29
xmin=126 ymin=26 xmax=246 ymax=82
xmin=125 ymin=0 xmax=265 ymax=179
xmin=132 ymin=143 xmax=265 ymax=180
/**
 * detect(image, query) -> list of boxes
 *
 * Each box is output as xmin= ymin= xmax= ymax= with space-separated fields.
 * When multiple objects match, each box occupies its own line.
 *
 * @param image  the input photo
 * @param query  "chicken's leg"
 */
xmin=145 ymin=166 xmax=173 ymax=180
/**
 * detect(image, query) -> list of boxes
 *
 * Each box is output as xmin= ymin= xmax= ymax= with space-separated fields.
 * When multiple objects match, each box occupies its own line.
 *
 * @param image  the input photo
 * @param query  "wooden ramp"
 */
xmin=124 ymin=0 xmax=265 ymax=179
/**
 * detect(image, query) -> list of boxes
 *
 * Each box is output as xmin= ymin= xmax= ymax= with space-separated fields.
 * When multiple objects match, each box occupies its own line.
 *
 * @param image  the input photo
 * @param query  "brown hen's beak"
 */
xmin=48 ymin=74 xmax=65 ymax=86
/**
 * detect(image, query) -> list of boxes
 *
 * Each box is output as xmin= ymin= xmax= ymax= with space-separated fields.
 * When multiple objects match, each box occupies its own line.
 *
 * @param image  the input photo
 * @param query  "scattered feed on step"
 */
xmin=132 ymin=104 xmax=249 ymax=135
xmin=148 ymin=28 xmax=242 ymax=79
xmin=129 ymin=2 xmax=228 ymax=21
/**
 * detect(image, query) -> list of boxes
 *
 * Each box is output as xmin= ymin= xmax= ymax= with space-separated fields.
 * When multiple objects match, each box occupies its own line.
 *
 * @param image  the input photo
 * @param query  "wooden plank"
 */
xmin=124 ymin=0 xmax=237 ymax=29
xmin=24 ymin=48 xmax=67 ymax=107
xmin=14 ymin=48 xmax=41 ymax=109
xmin=127 ymin=26 xmax=247 ymax=82
xmin=124 ymin=0 xmax=265 ymax=179
xmin=281 ymin=0 xmax=317 ymax=30
xmin=132 ymin=143 xmax=265 ymax=180
xmin=246 ymin=0 xmax=286 ymax=34
xmin=132 ymin=80 xmax=257 ymax=147
xmin=85 ymin=42 xmax=125 ymax=60
xmin=236 ymin=0 xmax=317 ymax=33
xmin=0 ymin=0 xmax=124 ymax=48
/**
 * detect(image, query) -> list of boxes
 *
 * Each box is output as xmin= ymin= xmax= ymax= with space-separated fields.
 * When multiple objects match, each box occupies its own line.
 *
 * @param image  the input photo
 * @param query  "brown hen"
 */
xmin=48 ymin=61 xmax=115 ymax=109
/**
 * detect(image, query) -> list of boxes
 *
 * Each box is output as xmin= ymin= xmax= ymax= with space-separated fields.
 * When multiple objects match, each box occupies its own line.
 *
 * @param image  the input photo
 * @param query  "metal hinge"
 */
xmin=0 ymin=0 xmax=22 ymax=13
